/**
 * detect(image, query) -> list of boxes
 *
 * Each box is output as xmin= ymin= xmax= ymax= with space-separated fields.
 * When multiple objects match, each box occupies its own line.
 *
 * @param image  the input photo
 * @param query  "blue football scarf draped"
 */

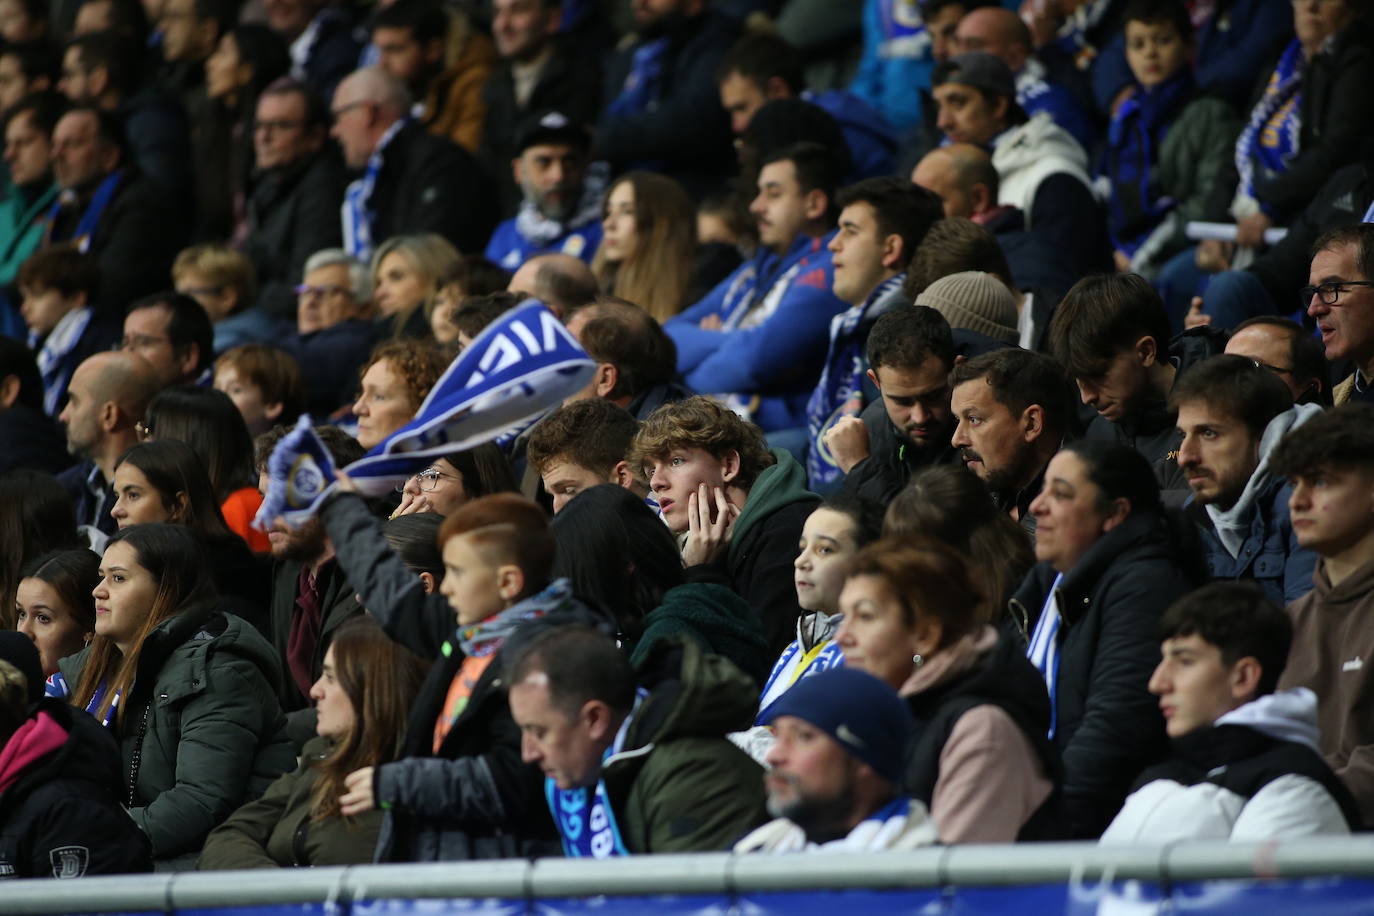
xmin=1026 ymin=573 xmax=1065 ymax=739
xmin=30 ymin=305 xmax=93 ymax=416
xmin=879 ymin=0 xmax=926 ymax=47
xmin=341 ymin=119 xmax=406 ymax=263
xmin=605 ymin=38 xmax=669 ymax=118
xmin=805 ymin=272 xmax=907 ymax=488
xmin=1235 ymin=39 xmax=1304 ymax=205
xmin=45 ymin=170 xmax=123 ymax=252
xmin=1106 ymin=72 xmax=1192 ymax=254
xmin=254 ymin=299 xmax=595 ymax=530
xmin=548 ymin=688 xmax=648 ymax=858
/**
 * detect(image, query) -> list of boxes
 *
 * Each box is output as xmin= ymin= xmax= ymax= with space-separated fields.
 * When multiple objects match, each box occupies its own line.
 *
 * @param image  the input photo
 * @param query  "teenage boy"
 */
xmin=17 ymin=244 xmax=118 ymax=415
xmin=1272 ymin=404 xmax=1374 ymax=825
xmin=338 ymin=494 xmax=588 ymax=861
xmin=806 ymin=177 xmax=943 ymax=489
xmin=507 ymin=623 xmax=767 ymax=855
xmin=1049 ymin=272 xmax=1222 ymax=492
xmin=526 ymin=397 xmax=644 ymax=513
xmin=630 ymin=396 xmax=818 ymax=655
xmin=1171 ymin=355 xmax=1319 ymax=606
xmin=1101 ymin=583 xmax=1358 ymax=842
xmin=1101 ymin=0 xmax=1239 ymax=279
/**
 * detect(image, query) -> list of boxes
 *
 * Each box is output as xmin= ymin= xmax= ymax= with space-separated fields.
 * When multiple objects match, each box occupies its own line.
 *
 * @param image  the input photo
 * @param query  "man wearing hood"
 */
xmin=1173 ymin=355 xmax=1319 ymax=606
xmin=1272 ymin=403 xmax=1374 ymax=825
xmin=485 ymin=113 xmax=603 ymax=272
xmin=508 ymin=624 xmax=767 ymax=855
xmin=931 ymin=51 xmax=1107 ymax=276
xmin=1101 ymin=583 xmax=1359 ymax=842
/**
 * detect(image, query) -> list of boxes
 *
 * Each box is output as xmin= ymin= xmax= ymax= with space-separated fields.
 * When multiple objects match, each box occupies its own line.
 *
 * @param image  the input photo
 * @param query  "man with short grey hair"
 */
xmin=330 ymin=66 xmax=497 ymax=261
xmin=290 ymin=249 xmax=377 ymax=417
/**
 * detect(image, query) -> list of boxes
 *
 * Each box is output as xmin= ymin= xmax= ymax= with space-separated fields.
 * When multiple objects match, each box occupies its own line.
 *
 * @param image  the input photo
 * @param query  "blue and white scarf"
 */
xmin=1026 ymin=573 xmax=1065 ymax=739
xmin=605 ymin=38 xmax=668 ymax=118
xmin=805 ymin=272 xmax=907 ymax=488
xmin=755 ymin=636 xmax=845 ymax=727
xmin=254 ymin=299 xmax=595 ymax=529
xmin=547 ymin=687 xmax=648 ymax=858
xmin=877 ymin=0 xmax=928 ymax=59
xmin=45 ymin=170 xmax=123 ymax=252
xmin=30 ymin=305 xmax=92 ymax=416
xmin=341 ymin=118 xmax=407 ymax=263
xmin=1234 ymin=39 xmax=1304 ymax=206
xmin=514 ymin=161 xmax=608 ymax=249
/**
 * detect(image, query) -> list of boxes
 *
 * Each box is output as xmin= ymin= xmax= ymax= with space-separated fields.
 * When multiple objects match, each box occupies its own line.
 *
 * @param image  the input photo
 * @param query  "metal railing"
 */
xmin=6 ymin=837 xmax=1374 ymax=914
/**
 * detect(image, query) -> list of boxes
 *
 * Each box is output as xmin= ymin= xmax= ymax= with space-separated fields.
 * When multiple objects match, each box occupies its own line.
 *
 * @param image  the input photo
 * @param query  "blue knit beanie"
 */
xmin=761 ymin=667 xmax=911 ymax=784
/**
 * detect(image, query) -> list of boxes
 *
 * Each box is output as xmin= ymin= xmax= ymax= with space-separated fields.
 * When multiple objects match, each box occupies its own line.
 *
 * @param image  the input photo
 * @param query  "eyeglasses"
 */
xmin=295 ymin=283 xmax=353 ymax=299
xmin=1300 ymin=280 xmax=1374 ymax=306
xmin=252 ymin=118 xmax=304 ymax=134
xmin=394 ymin=466 xmax=459 ymax=493
xmin=330 ymin=100 xmax=370 ymax=121
xmin=1246 ymin=357 xmax=1295 ymax=376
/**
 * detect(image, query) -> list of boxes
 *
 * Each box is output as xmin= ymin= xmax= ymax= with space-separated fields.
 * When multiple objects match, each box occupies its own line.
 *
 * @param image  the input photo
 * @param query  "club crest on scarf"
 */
xmin=255 ymin=299 xmax=595 ymax=529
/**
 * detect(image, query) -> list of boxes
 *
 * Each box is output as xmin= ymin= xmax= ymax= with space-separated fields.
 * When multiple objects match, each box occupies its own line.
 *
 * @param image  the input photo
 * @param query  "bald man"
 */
xmin=331 ymin=67 xmax=497 ymax=262
xmin=912 ymin=144 xmax=1076 ymax=302
xmin=55 ymin=351 xmax=160 ymax=542
xmin=508 ymin=253 xmax=599 ymax=318
xmin=954 ymin=7 xmax=1094 ymax=151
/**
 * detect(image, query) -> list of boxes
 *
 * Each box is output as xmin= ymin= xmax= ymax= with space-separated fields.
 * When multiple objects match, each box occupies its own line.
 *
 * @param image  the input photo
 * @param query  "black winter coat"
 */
xmin=0 ymin=699 xmax=151 ymax=879
xmin=366 ymin=122 xmax=498 ymax=257
xmin=1205 ymin=19 xmax=1374 ymax=226
xmin=597 ymin=11 xmax=739 ymax=196
xmin=245 ymin=151 xmax=348 ymax=320
xmin=479 ymin=37 xmax=604 ymax=218
xmin=1009 ymin=511 xmax=1195 ymax=839
xmin=47 ymin=173 xmax=186 ymax=312
xmin=840 ymin=398 xmax=960 ymax=507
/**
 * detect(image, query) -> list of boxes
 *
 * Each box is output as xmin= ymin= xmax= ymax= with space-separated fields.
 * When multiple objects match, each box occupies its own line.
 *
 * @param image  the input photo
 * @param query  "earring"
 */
xmin=912 ymin=654 xmax=924 ymax=668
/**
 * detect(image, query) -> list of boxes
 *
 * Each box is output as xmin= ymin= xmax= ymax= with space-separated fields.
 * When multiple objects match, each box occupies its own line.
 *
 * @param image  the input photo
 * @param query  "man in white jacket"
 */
xmin=734 ymin=667 xmax=937 ymax=853
xmin=931 ymin=52 xmax=1107 ymax=276
xmin=1101 ymin=583 xmax=1359 ymax=843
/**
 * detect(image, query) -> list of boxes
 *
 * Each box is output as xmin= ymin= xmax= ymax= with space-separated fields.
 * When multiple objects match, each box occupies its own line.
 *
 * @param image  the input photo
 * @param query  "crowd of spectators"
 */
xmin=3 ymin=0 xmax=1374 ymax=883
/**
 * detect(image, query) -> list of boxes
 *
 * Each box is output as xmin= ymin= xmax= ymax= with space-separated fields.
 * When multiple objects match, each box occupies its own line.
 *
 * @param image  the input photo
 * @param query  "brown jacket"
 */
xmin=421 ymin=15 xmax=496 ymax=154
xmin=1279 ymin=557 xmax=1374 ymax=824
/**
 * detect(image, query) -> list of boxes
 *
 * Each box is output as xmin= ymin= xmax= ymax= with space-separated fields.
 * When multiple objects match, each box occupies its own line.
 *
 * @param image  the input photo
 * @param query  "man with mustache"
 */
xmin=950 ymin=348 xmax=1075 ymax=538
xmin=837 ymin=306 xmax=960 ymax=505
xmin=734 ymin=667 xmax=936 ymax=853
xmin=1172 ymin=355 xmax=1319 ymax=606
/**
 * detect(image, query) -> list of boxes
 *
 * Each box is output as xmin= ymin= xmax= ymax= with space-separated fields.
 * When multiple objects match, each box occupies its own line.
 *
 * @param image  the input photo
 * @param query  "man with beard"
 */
xmin=734 ymin=667 xmax=936 ymax=853
xmin=484 ymin=112 xmax=602 ymax=271
xmin=950 ymin=348 xmax=1075 ymax=538
xmin=597 ymin=0 xmax=737 ymax=195
xmin=837 ymin=307 xmax=960 ymax=505
xmin=1172 ymin=355 xmax=1319 ymax=606
xmin=254 ymin=424 xmax=365 ymax=749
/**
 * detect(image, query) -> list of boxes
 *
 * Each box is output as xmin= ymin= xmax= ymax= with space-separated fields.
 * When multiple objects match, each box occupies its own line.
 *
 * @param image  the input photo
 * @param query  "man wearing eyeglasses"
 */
xmin=244 ymin=78 xmax=347 ymax=321
xmin=1307 ymin=225 xmax=1374 ymax=406
xmin=288 ymin=248 xmax=376 ymax=417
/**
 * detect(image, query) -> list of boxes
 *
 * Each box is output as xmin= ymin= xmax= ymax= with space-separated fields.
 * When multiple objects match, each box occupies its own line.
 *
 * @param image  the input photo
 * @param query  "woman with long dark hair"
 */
xmin=15 ymin=549 xmax=98 ymax=678
xmin=110 ymin=440 xmax=271 ymax=633
xmin=199 ymin=617 xmax=425 ymax=868
xmin=58 ymin=524 xmax=294 ymax=868
xmin=142 ymin=385 xmax=267 ymax=552
xmin=0 ymin=469 xmax=81 ymax=629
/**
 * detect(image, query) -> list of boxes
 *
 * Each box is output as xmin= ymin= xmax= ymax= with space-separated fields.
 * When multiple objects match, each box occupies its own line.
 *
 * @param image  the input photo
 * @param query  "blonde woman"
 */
xmin=370 ymin=233 xmax=461 ymax=339
xmin=591 ymin=172 xmax=696 ymax=323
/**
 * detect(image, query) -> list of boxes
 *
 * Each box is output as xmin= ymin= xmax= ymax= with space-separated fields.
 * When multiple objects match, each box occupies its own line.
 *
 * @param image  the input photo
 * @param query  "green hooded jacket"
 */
xmin=603 ymin=637 xmax=768 ymax=853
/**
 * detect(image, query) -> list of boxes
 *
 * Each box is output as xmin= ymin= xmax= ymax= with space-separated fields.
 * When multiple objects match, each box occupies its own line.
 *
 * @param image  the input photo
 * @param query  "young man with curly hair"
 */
xmin=630 ymin=395 xmax=818 ymax=654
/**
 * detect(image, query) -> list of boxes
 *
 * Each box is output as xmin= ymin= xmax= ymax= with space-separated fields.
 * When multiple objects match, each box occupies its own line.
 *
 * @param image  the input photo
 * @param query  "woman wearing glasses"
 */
xmin=391 ymin=443 xmax=517 ymax=518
